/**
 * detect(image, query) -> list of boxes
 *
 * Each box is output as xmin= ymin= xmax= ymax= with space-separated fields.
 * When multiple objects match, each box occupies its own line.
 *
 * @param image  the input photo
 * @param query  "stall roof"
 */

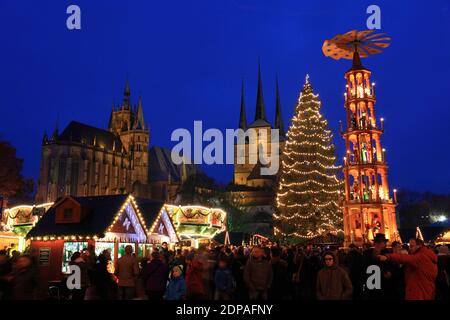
xmin=133 ymin=197 xmax=165 ymax=228
xmin=27 ymin=195 xmax=165 ymax=238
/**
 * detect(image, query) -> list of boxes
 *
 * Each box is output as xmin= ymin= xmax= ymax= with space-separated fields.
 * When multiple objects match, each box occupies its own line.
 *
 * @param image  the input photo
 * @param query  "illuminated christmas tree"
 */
xmin=274 ymin=75 xmax=343 ymax=241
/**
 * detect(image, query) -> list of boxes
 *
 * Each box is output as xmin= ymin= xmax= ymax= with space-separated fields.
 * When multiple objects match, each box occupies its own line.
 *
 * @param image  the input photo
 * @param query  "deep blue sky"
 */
xmin=0 ymin=1 xmax=449 ymax=193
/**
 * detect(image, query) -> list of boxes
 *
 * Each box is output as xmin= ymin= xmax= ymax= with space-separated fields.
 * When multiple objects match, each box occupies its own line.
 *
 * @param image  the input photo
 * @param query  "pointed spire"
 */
xmin=238 ymin=80 xmax=247 ymax=130
xmin=133 ymin=96 xmax=145 ymax=130
xmin=42 ymin=131 xmax=48 ymax=145
xmin=352 ymin=49 xmax=363 ymax=69
xmin=254 ymin=63 xmax=266 ymax=121
xmin=123 ymin=79 xmax=131 ymax=109
xmin=108 ymin=101 xmax=115 ymax=129
xmin=349 ymin=47 xmax=368 ymax=71
xmin=51 ymin=122 xmax=59 ymax=141
xmin=274 ymin=76 xmax=285 ymax=137
xmin=124 ymin=78 xmax=130 ymax=96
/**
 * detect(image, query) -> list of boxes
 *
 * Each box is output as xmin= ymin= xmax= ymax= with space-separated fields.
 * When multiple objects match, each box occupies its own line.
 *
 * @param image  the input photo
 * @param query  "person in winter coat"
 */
xmin=164 ymin=265 xmax=186 ymax=300
xmin=303 ymin=246 xmax=324 ymax=300
xmin=231 ymin=247 xmax=247 ymax=300
xmin=214 ymin=258 xmax=234 ymax=300
xmin=170 ymin=249 xmax=186 ymax=276
xmin=390 ymin=241 xmax=406 ymax=300
xmin=84 ymin=245 xmax=97 ymax=284
xmin=244 ymin=247 xmax=272 ymax=300
xmin=269 ymin=247 xmax=289 ymax=300
xmin=92 ymin=252 xmax=117 ymax=300
xmin=142 ymin=251 xmax=168 ymax=300
xmin=185 ymin=253 xmax=205 ymax=300
xmin=316 ymin=251 xmax=353 ymax=300
xmin=379 ymin=238 xmax=438 ymax=300
xmin=7 ymin=255 xmax=41 ymax=300
xmin=362 ymin=233 xmax=398 ymax=300
xmin=69 ymin=252 xmax=90 ymax=300
xmin=160 ymin=242 xmax=172 ymax=266
xmin=115 ymin=245 xmax=139 ymax=300
xmin=0 ymin=250 xmax=12 ymax=300
xmin=344 ymin=244 xmax=364 ymax=300
xmin=436 ymin=245 xmax=450 ymax=300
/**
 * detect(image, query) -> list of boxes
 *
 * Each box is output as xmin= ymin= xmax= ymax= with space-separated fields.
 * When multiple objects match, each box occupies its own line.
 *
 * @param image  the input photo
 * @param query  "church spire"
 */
xmin=108 ymin=101 xmax=114 ymax=129
xmin=51 ymin=122 xmax=59 ymax=141
xmin=238 ymin=80 xmax=247 ymax=130
xmin=133 ymin=96 xmax=145 ymax=130
xmin=254 ymin=63 xmax=266 ymax=121
xmin=274 ymin=76 xmax=285 ymax=137
xmin=123 ymin=79 xmax=131 ymax=109
xmin=42 ymin=131 xmax=48 ymax=145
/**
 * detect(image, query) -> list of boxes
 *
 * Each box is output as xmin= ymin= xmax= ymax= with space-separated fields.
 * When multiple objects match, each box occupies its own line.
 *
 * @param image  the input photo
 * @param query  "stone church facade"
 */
xmin=36 ymin=81 xmax=197 ymax=203
xmin=233 ymin=65 xmax=286 ymax=189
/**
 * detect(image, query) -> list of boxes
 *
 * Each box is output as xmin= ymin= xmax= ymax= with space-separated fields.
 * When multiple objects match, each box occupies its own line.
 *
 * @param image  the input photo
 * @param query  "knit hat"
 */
xmin=170 ymin=265 xmax=183 ymax=278
xmin=172 ymin=264 xmax=183 ymax=273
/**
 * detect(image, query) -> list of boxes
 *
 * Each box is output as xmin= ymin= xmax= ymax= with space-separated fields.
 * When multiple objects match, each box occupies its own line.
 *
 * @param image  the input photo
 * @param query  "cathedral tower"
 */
xmin=233 ymin=65 xmax=285 ymax=188
xmin=108 ymin=81 xmax=149 ymax=191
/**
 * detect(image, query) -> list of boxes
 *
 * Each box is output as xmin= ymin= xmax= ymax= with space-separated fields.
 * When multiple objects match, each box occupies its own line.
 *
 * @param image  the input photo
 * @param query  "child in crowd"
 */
xmin=164 ymin=265 xmax=186 ymax=300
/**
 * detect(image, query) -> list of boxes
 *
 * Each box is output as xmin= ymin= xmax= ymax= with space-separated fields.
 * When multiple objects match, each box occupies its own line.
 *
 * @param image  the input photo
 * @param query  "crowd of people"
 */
xmin=0 ymin=233 xmax=449 ymax=301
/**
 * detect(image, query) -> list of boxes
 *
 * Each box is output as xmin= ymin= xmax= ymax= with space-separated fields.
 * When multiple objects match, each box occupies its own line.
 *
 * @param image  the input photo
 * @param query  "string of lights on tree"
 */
xmin=274 ymin=75 xmax=343 ymax=241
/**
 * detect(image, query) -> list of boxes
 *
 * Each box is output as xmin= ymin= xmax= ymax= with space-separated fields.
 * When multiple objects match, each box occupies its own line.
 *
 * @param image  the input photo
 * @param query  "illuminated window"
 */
xmin=95 ymin=242 xmax=115 ymax=261
xmin=62 ymin=241 xmax=87 ymax=273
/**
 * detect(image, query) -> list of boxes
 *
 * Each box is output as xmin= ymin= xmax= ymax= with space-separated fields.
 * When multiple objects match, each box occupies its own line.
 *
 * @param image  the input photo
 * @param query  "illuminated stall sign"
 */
xmin=165 ymin=205 xmax=227 ymax=239
xmin=178 ymin=207 xmax=210 ymax=225
xmin=3 ymin=203 xmax=53 ymax=230
xmin=102 ymin=203 xmax=146 ymax=243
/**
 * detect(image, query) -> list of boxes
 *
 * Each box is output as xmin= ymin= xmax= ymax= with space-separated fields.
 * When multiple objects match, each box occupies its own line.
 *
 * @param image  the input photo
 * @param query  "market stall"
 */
xmin=0 ymin=202 xmax=53 ymax=252
xmin=164 ymin=205 xmax=227 ymax=248
xmin=27 ymin=194 xmax=179 ymax=282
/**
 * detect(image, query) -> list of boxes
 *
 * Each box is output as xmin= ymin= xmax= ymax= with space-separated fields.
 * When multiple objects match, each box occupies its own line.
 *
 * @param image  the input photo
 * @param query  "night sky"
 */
xmin=0 ymin=1 xmax=449 ymax=193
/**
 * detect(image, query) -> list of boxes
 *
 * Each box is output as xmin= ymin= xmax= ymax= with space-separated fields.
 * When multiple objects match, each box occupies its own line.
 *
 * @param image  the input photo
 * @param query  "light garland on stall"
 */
xmin=29 ymin=195 xmax=151 ymax=242
xmin=29 ymin=234 xmax=99 ymax=241
xmin=106 ymin=195 xmax=149 ymax=236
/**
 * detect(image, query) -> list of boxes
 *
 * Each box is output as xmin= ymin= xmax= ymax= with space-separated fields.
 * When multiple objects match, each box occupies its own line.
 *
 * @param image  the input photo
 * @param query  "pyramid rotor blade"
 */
xmin=365 ymin=32 xmax=387 ymax=40
xmin=357 ymin=30 xmax=375 ymax=39
xmin=364 ymin=46 xmax=382 ymax=55
xmin=371 ymin=42 xmax=390 ymax=48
